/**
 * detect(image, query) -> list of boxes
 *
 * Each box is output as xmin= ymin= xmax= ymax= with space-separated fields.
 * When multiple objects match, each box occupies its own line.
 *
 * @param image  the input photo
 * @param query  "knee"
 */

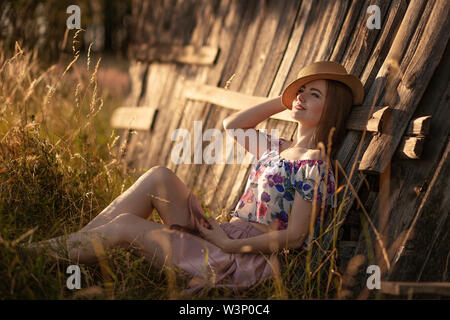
xmin=141 ymin=165 xmax=174 ymax=184
xmin=147 ymin=165 xmax=172 ymax=175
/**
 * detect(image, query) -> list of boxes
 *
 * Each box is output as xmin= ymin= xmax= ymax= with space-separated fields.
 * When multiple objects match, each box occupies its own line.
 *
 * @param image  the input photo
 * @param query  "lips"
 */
xmin=293 ymin=104 xmax=306 ymax=110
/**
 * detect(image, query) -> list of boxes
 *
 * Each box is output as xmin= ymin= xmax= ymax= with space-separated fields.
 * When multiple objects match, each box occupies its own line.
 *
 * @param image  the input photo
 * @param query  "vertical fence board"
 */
xmin=120 ymin=0 xmax=449 ymax=294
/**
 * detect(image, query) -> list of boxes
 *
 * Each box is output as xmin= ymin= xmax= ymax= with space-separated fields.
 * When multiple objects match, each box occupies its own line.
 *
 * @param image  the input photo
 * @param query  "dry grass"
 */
xmin=0 ymin=40 xmax=369 ymax=300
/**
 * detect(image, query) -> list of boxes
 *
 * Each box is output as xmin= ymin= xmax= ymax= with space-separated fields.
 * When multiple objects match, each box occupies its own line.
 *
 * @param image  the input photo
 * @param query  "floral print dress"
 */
xmin=230 ymin=133 xmax=337 ymax=249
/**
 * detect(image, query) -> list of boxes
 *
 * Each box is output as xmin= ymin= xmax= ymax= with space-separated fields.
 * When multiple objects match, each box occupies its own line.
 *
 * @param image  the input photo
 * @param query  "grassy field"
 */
xmin=0 ymin=41 xmax=357 ymax=300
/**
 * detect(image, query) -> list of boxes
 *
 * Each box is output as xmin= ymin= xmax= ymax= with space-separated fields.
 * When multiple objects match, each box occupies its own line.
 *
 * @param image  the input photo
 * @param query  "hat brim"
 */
xmin=281 ymin=73 xmax=364 ymax=109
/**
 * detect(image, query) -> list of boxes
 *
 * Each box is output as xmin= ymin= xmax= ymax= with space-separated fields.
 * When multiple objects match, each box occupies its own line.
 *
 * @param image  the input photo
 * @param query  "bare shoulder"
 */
xmin=279 ymin=141 xmax=331 ymax=163
xmin=311 ymin=151 xmax=334 ymax=167
xmin=310 ymin=149 xmax=330 ymax=162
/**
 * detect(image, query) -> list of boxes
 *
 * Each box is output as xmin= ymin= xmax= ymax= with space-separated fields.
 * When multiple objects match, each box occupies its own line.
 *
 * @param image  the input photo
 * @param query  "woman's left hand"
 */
xmin=197 ymin=218 xmax=230 ymax=252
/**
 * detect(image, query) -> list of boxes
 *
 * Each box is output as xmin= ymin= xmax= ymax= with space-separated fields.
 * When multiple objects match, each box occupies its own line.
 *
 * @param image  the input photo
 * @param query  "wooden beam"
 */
xmin=184 ymin=80 xmax=268 ymax=110
xmin=347 ymin=106 xmax=392 ymax=132
xmin=184 ymin=82 xmax=429 ymax=160
xmin=406 ymin=115 xmax=431 ymax=136
xmin=184 ymin=81 xmax=391 ymax=131
xmin=184 ymin=80 xmax=298 ymax=121
xmin=395 ymin=136 xmax=426 ymax=159
xmin=130 ymin=44 xmax=219 ymax=65
xmin=359 ymin=0 xmax=450 ymax=173
xmin=381 ymin=281 xmax=450 ymax=296
xmin=110 ymin=107 xmax=157 ymax=130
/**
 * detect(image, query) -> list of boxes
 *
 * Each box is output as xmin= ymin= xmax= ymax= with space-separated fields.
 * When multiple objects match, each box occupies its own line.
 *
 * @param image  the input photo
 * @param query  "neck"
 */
xmin=292 ymin=123 xmax=317 ymax=149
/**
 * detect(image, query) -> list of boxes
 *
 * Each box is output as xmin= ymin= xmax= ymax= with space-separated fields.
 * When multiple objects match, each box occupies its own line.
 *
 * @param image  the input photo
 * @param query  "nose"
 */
xmin=296 ymin=91 xmax=306 ymax=102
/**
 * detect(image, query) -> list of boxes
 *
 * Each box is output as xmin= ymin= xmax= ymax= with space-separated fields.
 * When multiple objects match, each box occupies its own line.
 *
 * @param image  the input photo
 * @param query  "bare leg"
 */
xmin=25 ymin=216 xmax=127 ymax=264
xmin=30 ymin=213 xmax=218 ymax=268
xmin=23 ymin=166 xmax=207 ymax=266
xmin=80 ymin=166 xmax=203 ymax=232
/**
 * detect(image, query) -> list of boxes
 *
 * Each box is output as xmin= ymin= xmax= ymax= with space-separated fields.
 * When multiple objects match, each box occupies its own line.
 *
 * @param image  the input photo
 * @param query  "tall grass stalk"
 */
xmin=0 ymin=38 xmax=379 ymax=299
xmin=0 ymin=39 xmax=140 ymax=299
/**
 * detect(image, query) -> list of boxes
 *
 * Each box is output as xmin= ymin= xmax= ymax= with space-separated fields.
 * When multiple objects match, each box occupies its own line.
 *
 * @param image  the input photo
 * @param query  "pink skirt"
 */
xmin=169 ymin=219 xmax=278 ymax=294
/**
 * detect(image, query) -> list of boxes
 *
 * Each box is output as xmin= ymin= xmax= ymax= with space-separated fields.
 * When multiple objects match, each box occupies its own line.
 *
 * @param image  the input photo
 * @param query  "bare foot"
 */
xmin=17 ymin=237 xmax=69 ymax=261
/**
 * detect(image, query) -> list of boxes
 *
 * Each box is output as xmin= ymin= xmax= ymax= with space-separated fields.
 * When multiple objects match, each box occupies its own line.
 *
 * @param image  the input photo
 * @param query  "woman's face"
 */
xmin=291 ymin=79 xmax=327 ymax=127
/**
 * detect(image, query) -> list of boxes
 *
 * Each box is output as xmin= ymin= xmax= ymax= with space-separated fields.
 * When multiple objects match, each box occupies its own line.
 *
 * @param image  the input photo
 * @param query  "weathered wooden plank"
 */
xmin=131 ymin=44 xmax=219 ymax=65
xmin=225 ymin=0 xmax=352 ymax=213
xmin=123 ymin=62 xmax=149 ymax=107
xmin=397 ymin=0 xmax=436 ymax=74
xmin=330 ymin=0 xmax=366 ymax=62
xmin=343 ymin=0 xmax=393 ymax=78
xmin=167 ymin=0 xmax=235 ymax=186
xmin=183 ymin=81 xmax=268 ymax=111
xmin=359 ymin=0 xmax=449 ymax=173
xmin=167 ymin=1 xmax=243 ymax=196
xmin=193 ymin=0 xmax=271 ymax=210
xmin=145 ymin=0 xmax=218 ymax=171
xmin=380 ymin=281 xmax=450 ymax=296
xmin=123 ymin=0 xmax=181 ymax=171
xmin=198 ymin=1 xmax=299 ymax=206
xmin=128 ymin=62 xmax=172 ymax=168
xmin=117 ymin=0 xmax=160 ymax=164
xmin=128 ymin=0 xmax=164 ymax=51
xmin=174 ymin=0 xmax=266 ymax=213
xmin=149 ymin=0 xmax=221 ymax=171
xmin=183 ymin=80 xmax=293 ymax=123
xmin=281 ymin=0 xmax=347 ymax=89
xmin=335 ymin=0 xmax=429 ymax=212
xmin=405 ymin=116 xmax=431 ymax=136
xmin=350 ymin=40 xmax=450 ymax=298
xmin=327 ymin=0 xmax=397 ymax=199
xmin=189 ymin=1 xmax=269 ymax=210
xmin=330 ymin=0 xmax=403 ymax=178
xmin=219 ymin=0 xmax=302 ymax=213
xmin=235 ymin=1 xmax=300 ymax=95
xmin=359 ymin=0 xmax=409 ymax=97
xmin=209 ymin=0 xmax=301 ymax=214
xmin=114 ymin=61 xmax=149 ymax=166
xmin=391 ymin=113 xmax=433 ymax=159
xmin=395 ymin=136 xmax=425 ymax=159
xmin=128 ymin=0 xmax=207 ymax=171
xmin=388 ymin=141 xmax=449 ymax=284
xmin=184 ymin=81 xmax=394 ymax=132
xmin=252 ymin=0 xmax=302 ymax=97
xmin=348 ymin=106 xmax=392 ymax=132
xmin=382 ymin=42 xmax=450 ymax=281
xmin=294 ymin=0 xmax=424 ymax=289
xmin=312 ymin=0 xmax=350 ymax=61
xmin=110 ymin=107 xmax=157 ymax=130
xmin=269 ymin=0 xmax=314 ymax=97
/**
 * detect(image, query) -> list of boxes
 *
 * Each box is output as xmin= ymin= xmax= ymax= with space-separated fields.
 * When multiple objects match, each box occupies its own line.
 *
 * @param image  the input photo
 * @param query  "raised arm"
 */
xmin=222 ymin=96 xmax=285 ymax=130
xmin=222 ymin=96 xmax=287 ymax=159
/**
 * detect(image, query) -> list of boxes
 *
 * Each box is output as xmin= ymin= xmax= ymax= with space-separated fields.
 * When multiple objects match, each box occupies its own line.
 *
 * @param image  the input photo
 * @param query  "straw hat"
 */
xmin=281 ymin=61 xmax=364 ymax=108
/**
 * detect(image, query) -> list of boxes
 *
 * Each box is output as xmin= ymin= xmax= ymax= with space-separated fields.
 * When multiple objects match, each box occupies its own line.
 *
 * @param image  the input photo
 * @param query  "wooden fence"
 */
xmin=111 ymin=0 xmax=449 ymax=298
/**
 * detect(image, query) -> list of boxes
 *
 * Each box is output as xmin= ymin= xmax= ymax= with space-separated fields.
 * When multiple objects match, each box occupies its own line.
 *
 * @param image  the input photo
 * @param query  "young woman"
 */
xmin=25 ymin=61 xmax=364 ymax=292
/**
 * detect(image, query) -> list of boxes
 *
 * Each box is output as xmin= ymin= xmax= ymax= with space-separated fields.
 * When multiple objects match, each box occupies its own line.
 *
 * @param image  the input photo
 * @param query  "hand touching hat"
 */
xmin=282 ymin=61 xmax=364 ymax=109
